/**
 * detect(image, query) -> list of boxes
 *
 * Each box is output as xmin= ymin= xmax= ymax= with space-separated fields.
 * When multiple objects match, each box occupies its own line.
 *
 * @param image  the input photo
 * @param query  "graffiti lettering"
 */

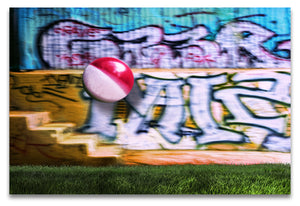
xmin=55 ymin=52 xmax=98 ymax=67
xmin=10 ymin=74 xmax=82 ymax=109
xmin=215 ymin=21 xmax=290 ymax=68
xmin=40 ymin=74 xmax=83 ymax=88
xmin=186 ymin=74 xmax=247 ymax=144
xmin=39 ymin=19 xmax=290 ymax=69
xmin=214 ymin=72 xmax=290 ymax=134
xmin=78 ymin=72 xmax=290 ymax=151
xmin=53 ymin=26 xmax=109 ymax=37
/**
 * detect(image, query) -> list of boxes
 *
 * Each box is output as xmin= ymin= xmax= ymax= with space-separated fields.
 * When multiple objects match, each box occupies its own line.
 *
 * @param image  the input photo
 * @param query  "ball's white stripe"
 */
xmin=83 ymin=65 xmax=127 ymax=102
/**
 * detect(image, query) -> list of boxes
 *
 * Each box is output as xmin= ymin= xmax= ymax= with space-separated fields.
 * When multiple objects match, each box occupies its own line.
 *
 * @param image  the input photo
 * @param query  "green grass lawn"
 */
xmin=10 ymin=164 xmax=290 ymax=195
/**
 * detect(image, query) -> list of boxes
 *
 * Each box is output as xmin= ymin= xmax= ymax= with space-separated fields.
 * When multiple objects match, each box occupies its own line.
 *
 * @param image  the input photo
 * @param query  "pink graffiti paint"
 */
xmin=83 ymin=57 xmax=134 ymax=102
xmin=53 ymin=26 xmax=108 ymax=37
xmin=56 ymin=52 xmax=97 ymax=66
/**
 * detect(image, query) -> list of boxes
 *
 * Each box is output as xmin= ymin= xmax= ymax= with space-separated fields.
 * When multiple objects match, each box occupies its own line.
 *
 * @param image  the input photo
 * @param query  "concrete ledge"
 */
xmin=122 ymin=150 xmax=291 ymax=165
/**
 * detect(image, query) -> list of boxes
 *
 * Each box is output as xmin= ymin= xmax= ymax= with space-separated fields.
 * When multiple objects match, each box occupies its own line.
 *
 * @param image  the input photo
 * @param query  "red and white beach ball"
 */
xmin=83 ymin=57 xmax=134 ymax=102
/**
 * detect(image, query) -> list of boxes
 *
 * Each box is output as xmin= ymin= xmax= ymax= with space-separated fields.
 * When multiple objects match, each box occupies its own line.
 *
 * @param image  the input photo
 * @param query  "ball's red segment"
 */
xmin=90 ymin=57 xmax=134 ymax=94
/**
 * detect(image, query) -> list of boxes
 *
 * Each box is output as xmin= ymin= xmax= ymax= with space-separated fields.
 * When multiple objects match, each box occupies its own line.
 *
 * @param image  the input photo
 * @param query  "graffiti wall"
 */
xmin=10 ymin=8 xmax=291 ymax=152
xmin=77 ymin=70 xmax=291 ymax=151
xmin=10 ymin=69 xmax=291 ymax=152
xmin=10 ymin=8 xmax=290 ymax=69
